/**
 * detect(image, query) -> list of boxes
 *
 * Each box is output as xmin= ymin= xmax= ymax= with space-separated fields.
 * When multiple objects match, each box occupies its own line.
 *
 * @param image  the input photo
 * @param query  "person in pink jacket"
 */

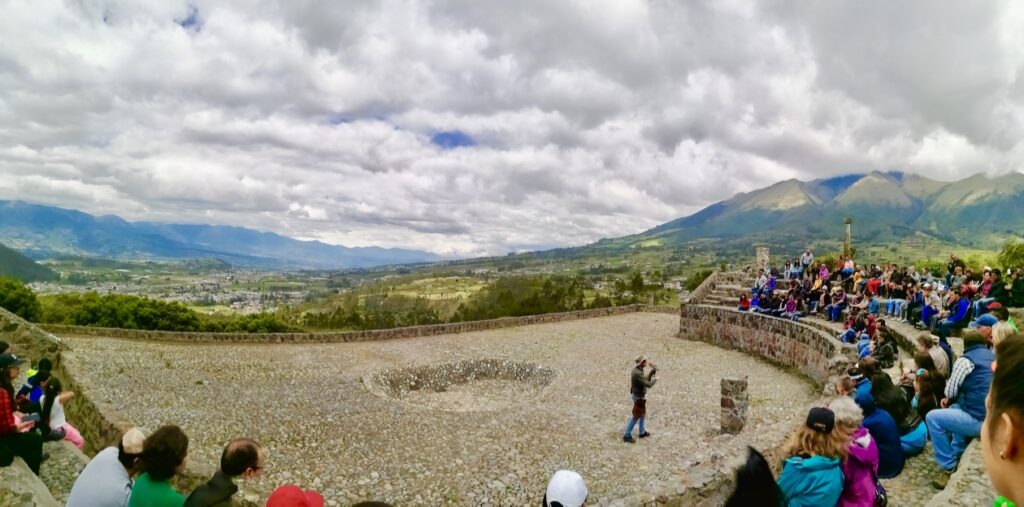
xmin=830 ymin=396 xmax=879 ymax=506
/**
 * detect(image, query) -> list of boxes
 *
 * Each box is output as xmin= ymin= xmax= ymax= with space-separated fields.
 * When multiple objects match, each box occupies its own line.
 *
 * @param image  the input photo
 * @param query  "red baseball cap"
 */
xmin=266 ymin=485 xmax=324 ymax=507
xmin=988 ymin=302 xmax=1004 ymax=310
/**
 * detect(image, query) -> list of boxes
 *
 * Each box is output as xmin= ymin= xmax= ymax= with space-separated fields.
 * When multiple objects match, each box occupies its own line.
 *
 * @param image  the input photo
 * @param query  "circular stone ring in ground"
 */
xmin=364 ymin=358 xmax=556 ymax=412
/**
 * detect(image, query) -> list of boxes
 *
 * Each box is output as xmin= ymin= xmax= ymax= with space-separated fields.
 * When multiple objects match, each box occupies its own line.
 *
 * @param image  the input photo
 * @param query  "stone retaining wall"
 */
xmin=41 ymin=305 xmax=655 ymax=343
xmin=678 ymin=304 xmax=857 ymax=389
xmin=682 ymin=270 xmax=720 ymax=304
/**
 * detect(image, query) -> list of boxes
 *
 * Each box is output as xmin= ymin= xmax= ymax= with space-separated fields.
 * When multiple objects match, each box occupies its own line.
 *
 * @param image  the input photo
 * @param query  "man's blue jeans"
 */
xmin=828 ymin=303 xmax=846 ymax=321
xmin=926 ymin=405 xmax=981 ymax=471
xmin=624 ymin=394 xmax=646 ymax=437
xmin=974 ymin=297 xmax=995 ymax=318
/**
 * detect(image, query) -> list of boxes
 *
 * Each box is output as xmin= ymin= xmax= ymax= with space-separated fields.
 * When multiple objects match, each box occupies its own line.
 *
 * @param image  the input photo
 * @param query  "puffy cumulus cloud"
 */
xmin=1 ymin=0 xmax=1023 ymax=257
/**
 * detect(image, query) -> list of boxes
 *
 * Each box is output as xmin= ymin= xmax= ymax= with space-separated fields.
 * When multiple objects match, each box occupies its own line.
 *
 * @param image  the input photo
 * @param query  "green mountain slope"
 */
xmin=0 ymin=242 xmax=58 ymax=282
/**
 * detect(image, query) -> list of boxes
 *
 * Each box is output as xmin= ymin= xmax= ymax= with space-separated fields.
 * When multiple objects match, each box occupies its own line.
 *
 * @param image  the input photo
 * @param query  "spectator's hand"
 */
xmin=16 ymin=420 xmax=34 ymax=431
xmin=13 ymin=411 xmax=24 ymax=418
xmin=941 ymin=397 xmax=951 ymax=408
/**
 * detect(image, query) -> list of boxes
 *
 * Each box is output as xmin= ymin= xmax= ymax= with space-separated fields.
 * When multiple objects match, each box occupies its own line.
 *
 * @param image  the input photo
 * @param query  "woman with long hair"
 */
xmin=872 ymin=373 xmax=926 ymax=456
xmin=776 ymin=407 xmax=847 ymax=506
xmin=913 ymin=368 xmax=945 ymax=419
xmin=39 ymin=377 xmax=83 ymax=449
xmin=0 ymin=354 xmax=43 ymax=474
xmin=128 ymin=425 xmax=189 ymax=507
xmin=982 ymin=334 xmax=1024 ymax=506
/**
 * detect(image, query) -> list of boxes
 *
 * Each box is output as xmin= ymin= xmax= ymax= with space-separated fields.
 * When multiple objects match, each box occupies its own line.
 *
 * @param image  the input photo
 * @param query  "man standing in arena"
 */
xmin=623 ymin=355 xmax=657 ymax=443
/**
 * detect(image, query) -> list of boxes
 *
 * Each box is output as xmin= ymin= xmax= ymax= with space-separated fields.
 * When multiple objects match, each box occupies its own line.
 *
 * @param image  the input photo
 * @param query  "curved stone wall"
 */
xmin=678 ymin=304 xmax=857 ymax=389
xmin=41 ymin=305 xmax=655 ymax=343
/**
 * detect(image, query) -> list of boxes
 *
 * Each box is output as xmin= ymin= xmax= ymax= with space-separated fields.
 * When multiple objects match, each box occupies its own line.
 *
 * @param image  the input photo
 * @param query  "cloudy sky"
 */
xmin=3 ymin=1 xmax=1024 ymax=257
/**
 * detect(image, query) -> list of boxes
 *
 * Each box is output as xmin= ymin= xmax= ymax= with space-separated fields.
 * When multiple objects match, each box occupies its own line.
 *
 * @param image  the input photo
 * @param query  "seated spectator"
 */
xmin=819 ymin=263 xmax=830 ymax=281
xmin=927 ymin=331 xmax=995 ymax=489
xmin=829 ymin=396 xmax=879 ymax=507
xmin=970 ymin=314 xmax=999 ymax=349
xmin=826 ymin=287 xmax=848 ymax=322
xmin=992 ymin=321 xmax=1016 ymax=349
xmin=776 ymin=407 xmax=846 ymax=507
xmin=872 ymin=374 xmax=926 ymax=457
xmin=949 ymin=266 xmax=966 ymax=292
xmin=935 ymin=289 xmax=971 ymax=361
xmin=916 ymin=283 xmax=942 ymax=329
xmin=915 ymin=334 xmax=949 ymax=378
xmin=185 ymin=438 xmax=263 ymax=507
xmin=16 ymin=369 xmax=48 ymax=413
xmin=989 ymin=304 xmax=1018 ymax=333
xmin=848 ymin=366 xmax=872 ymax=398
xmin=0 ymin=354 xmax=43 ymax=475
xmin=737 ymin=293 xmax=750 ymax=312
xmin=66 ymin=428 xmax=146 ymax=507
xmin=128 ymin=425 xmax=190 ymax=507
xmin=39 ymin=378 xmax=83 ymax=449
xmin=754 ymin=271 xmax=768 ymax=294
xmin=541 ymin=470 xmax=588 ymax=507
xmin=835 ymin=376 xmax=856 ymax=398
xmin=842 ymin=258 xmax=855 ymax=277
xmin=266 ymin=485 xmax=324 ymax=507
xmin=782 ymin=293 xmax=801 ymax=320
xmin=870 ymin=327 xmax=898 ymax=369
xmin=980 ymin=335 xmax=1024 ymax=506
xmin=1009 ymin=268 xmax=1024 ymax=308
xmin=856 ymin=391 xmax=905 ymax=478
xmin=975 ymin=269 xmax=1010 ymax=317
xmin=724 ymin=446 xmax=781 ymax=507
xmin=912 ymin=369 xmax=945 ymax=420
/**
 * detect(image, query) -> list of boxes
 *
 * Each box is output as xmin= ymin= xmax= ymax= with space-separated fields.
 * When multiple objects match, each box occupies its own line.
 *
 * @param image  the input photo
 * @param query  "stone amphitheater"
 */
xmin=0 ymin=262 xmax=1004 ymax=506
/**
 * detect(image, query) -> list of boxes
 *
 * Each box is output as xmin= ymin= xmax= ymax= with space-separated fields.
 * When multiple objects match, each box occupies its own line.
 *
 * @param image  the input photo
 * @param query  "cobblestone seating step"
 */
xmin=0 ymin=457 xmax=61 ymax=507
xmin=39 ymin=440 xmax=90 ymax=505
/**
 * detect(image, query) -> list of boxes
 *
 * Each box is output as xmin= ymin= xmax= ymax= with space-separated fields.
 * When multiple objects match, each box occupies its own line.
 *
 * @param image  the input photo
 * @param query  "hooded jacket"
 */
xmin=838 ymin=427 xmax=879 ymax=507
xmin=856 ymin=391 xmax=905 ymax=479
xmin=777 ymin=455 xmax=844 ymax=507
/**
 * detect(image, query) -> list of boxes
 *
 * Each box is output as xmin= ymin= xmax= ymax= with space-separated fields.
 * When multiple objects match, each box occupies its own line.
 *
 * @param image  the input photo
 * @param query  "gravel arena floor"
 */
xmin=61 ymin=314 xmax=817 ymax=506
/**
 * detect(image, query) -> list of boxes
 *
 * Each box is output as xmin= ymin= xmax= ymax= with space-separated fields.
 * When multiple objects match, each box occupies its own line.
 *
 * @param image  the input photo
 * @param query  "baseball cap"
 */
xmin=988 ymin=302 xmax=1004 ymax=310
xmin=806 ymin=407 xmax=835 ymax=434
xmin=545 ymin=470 xmax=588 ymax=507
xmin=0 ymin=354 xmax=26 ymax=368
xmin=266 ymin=485 xmax=324 ymax=507
xmin=970 ymin=314 xmax=999 ymax=328
xmin=122 ymin=428 xmax=146 ymax=455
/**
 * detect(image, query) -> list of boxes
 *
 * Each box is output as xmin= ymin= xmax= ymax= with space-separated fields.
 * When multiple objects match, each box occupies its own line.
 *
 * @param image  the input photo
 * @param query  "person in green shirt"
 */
xmin=982 ymin=335 xmax=1024 ymax=507
xmin=129 ymin=424 xmax=190 ymax=507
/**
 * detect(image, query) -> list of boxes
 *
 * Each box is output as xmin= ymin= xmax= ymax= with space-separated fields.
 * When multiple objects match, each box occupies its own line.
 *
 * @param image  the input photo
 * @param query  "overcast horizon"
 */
xmin=4 ymin=1 xmax=1024 ymax=257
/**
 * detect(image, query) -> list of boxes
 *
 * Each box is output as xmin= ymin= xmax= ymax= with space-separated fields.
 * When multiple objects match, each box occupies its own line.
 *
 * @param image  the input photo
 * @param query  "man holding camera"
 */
xmin=623 ymin=355 xmax=657 ymax=443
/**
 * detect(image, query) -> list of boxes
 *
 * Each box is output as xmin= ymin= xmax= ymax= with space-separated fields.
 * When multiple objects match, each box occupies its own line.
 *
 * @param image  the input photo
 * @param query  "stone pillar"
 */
xmin=755 ymin=247 xmax=770 ymax=272
xmin=843 ymin=217 xmax=853 ymax=259
xmin=721 ymin=376 xmax=749 ymax=434
xmin=647 ymin=292 xmax=655 ymax=306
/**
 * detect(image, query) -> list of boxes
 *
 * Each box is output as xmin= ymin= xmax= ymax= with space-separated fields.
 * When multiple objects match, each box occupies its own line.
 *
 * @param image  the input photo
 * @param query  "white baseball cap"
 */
xmin=545 ymin=470 xmax=588 ymax=507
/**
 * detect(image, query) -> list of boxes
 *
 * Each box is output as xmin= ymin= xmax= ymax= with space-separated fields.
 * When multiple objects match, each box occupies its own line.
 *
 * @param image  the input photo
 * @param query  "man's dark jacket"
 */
xmin=184 ymin=471 xmax=238 ymax=507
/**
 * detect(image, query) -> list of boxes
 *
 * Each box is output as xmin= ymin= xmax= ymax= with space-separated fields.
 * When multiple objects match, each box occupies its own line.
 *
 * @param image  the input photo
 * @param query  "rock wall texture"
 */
xmin=720 ymin=377 xmax=749 ymax=434
xmin=678 ymin=304 xmax=857 ymax=389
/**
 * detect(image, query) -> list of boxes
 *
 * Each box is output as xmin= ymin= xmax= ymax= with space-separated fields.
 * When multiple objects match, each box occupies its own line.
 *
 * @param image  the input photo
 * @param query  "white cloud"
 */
xmin=1 ymin=0 xmax=1023 ymax=256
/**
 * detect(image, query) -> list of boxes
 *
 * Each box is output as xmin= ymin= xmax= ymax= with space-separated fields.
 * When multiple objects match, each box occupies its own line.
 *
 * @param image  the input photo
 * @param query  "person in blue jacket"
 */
xmin=777 ymin=407 xmax=846 ymax=507
xmin=856 ymin=390 xmax=905 ymax=478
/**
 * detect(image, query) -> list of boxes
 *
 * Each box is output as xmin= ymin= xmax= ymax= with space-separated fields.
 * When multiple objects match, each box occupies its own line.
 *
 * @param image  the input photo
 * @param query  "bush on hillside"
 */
xmin=685 ymin=270 xmax=714 ymax=292
xmin=0 ymin=276 xmax=42 ymax=321
xmin=999 ymin=240 xmax=1024 ymax=269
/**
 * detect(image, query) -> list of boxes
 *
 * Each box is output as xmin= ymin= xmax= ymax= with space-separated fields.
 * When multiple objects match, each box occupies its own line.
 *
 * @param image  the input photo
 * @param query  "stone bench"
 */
xmin=0 ymin=457 xmax=61 ymax=507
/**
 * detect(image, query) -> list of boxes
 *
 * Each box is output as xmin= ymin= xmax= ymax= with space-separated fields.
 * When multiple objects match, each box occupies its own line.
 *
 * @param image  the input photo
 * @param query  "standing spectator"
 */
xmin=39 ymin=378 xmax=83 ymax=449
xmin=623 ymin=356 xmax=656 ymax=443
xmin=66 ymin=428 xmax=146 ymax=507
xmin=927 ymin=331 xmax=994 ymax=489
xmin=0 ymin=354 xmax=43 ymax=475
xmin=541 ymin=470 xmax=588 ymax=507
xmin=830 ymin=396 xmax=879 ymax=507
xmin=724 ymin=446 xmax=782 ymax=507
xmin=800 ymin=250 xmax=814 ymax=274
xmin=980 ymin=335 xmax=1024 ymax=506
xmin=128 ymin=425 xmax=190 ymax=507
xmin=776 ymin=407 xmax=846 ymax=507
xmin=856 ymin=391 xmax=905 ymax=478
xmin=185 ymin=438 xmax=263 ymax=507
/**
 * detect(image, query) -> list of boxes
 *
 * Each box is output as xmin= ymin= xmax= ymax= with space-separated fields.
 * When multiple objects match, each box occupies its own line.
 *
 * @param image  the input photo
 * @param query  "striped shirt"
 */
xmin=945 ymin=357 xmax=975 ymax=400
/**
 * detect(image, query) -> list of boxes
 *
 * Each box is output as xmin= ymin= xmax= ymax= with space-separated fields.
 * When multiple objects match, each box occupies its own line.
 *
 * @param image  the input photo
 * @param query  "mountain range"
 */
xmin=593 ymin=171 xmax=1024 ymax=254
xmin=0 ymin=200 xmax=441 ymax=270
xmin=577 ymin=172 xmax=1024 ymax=258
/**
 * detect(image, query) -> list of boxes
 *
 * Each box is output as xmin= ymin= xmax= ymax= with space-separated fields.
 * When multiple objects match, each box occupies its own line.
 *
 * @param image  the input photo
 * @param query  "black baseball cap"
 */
xmin=0 ymin=354 xmax=26 ymax=368
xmin=806 ymin=407 xmax=835 ymax=434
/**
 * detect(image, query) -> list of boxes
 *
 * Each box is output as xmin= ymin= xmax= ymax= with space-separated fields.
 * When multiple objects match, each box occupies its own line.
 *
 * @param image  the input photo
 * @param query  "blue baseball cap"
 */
xmin=969 ymin=314 xmax=999 ymax=328
xmin=0 ymin=354 xmax=26 ymax=368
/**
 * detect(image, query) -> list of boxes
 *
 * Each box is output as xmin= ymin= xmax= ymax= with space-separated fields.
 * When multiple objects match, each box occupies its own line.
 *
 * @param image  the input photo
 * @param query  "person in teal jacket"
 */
xmin=777 ymin=407 xmax=847 ymax=507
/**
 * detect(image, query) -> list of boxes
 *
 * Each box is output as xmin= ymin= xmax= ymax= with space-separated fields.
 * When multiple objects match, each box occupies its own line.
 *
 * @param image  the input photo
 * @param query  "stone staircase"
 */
xmin=692 ymin=271 xmax=754 ymax=307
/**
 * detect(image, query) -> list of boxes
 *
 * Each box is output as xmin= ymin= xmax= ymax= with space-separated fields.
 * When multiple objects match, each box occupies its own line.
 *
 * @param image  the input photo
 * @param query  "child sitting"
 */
xmin=39 ymin=378 xmax=84 ymax=449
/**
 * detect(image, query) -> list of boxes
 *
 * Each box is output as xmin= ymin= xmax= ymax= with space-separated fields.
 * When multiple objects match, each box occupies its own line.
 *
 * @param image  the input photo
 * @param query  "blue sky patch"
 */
xmin=177 ymin=6 xmax=202 ymax=31
xmin=430 ymin=130 xmax=476 ymax=149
